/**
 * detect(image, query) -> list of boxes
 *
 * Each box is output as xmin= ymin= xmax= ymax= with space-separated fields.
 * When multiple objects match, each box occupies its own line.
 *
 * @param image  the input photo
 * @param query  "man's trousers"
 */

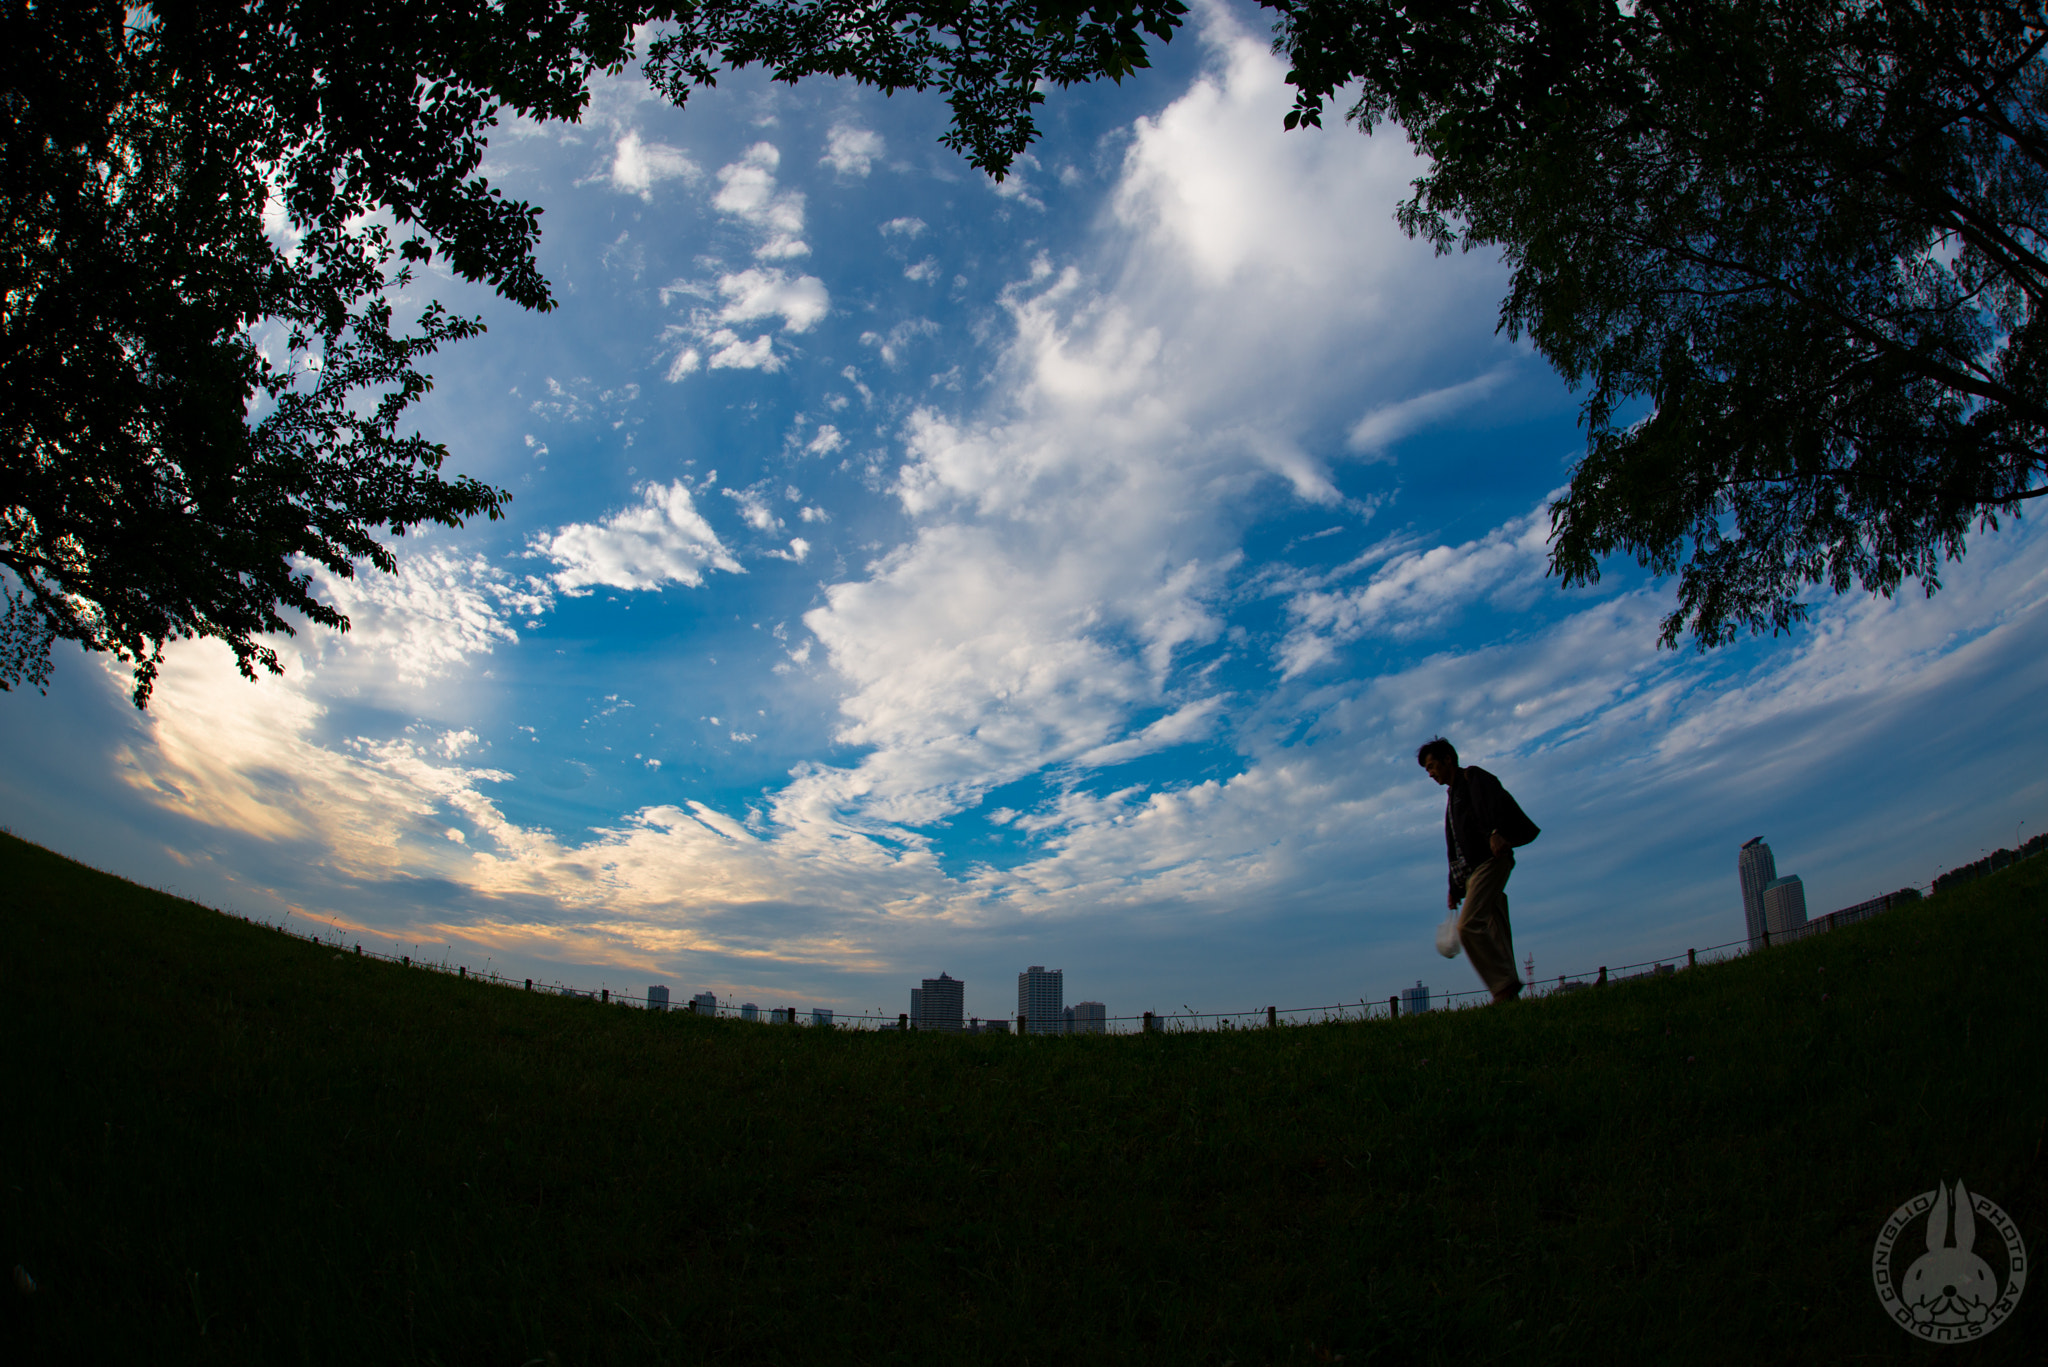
xmin=1458 ymin=854 xmax=1522 ymax=1000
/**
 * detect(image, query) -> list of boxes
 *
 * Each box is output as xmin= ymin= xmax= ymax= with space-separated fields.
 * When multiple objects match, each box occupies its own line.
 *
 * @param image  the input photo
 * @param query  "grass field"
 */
xmin=2 ymin=829 xmax=2042 ymax=1364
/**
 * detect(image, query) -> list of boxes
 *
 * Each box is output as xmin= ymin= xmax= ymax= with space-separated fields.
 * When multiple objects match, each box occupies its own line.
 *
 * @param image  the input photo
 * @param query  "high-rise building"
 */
xmin=691 ymin=991 xmax=718 ymax=1016
xmin=909 ymin=987 xmax=922 ymax=1027
xmin=647 ymin=985 xmax=669 ymax=1011
xmin=739 ymin=1002 xmax=759 ymax=1022
xmin=1067 ymin=1001 xmax=1107 ymax=1034
xmin=1401 ymin=979 xmax=1431 ymax=1014
xmin=1763 ymin=875 xmax=1808 ymax=938
xmin=919 ymin=973 xmax=964 ymax=1032
xmin=1739 ymin=837 xmax=1777 ymax=948
xmin=1017 ymin=965 xmax=1065 ymax=1035
xmin=812 ymin=1007 xmax=834 ymax=1026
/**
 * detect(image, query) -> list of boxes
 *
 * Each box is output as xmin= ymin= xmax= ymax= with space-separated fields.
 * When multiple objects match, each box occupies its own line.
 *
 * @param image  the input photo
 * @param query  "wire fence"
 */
xmin=210 ymin=846 xmax=2030 ymax=1035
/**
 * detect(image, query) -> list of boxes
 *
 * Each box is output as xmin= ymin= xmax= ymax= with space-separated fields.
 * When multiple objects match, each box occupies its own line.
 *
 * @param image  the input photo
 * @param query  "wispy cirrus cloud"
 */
xmin=1276 ymin=503 xmax=1558 ymax=677
xmin=1347 ymin=365 xmax=1513 ymax=458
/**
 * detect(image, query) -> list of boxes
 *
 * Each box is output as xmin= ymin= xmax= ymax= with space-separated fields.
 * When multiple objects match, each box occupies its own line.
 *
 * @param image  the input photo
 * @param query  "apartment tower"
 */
xmin=919 ymin=973 xmax=964 ymax=1032
xmin=1017 ymin=965 xmax=1065 ymax=1035
xmin=1738 ymin=837 xmax=1777 ymax=949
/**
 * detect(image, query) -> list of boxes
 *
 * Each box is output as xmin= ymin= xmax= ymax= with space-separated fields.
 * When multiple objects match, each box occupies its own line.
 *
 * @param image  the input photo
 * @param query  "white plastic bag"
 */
xmin=1436 ymin=912 xmax=1463 ymax=959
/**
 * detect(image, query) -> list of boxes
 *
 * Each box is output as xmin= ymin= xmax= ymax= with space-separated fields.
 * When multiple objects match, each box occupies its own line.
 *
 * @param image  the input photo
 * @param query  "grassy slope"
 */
xmin=1 ymin=830 xmax=2042 ymax=1365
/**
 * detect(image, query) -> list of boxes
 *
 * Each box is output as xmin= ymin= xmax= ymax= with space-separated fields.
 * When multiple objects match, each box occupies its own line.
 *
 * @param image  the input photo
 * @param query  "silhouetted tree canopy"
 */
xmin=0 ymin=0 xmax=637 ymax=704
xmin=1268 ymin=0 xmax=2048 ymax=645
xmin=2 ymin=0 xmax=1182 ymax=705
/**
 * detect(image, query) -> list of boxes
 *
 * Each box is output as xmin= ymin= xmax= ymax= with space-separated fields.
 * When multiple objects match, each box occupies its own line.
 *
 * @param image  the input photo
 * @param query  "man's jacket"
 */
xmin=1444 ymin=766 xmax=1540 ymax=898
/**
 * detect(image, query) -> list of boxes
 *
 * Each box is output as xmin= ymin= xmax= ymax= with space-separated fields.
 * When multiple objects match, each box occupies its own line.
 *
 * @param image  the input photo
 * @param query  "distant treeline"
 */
xmin=1932 ymin=832 xmax=2048 ymax=896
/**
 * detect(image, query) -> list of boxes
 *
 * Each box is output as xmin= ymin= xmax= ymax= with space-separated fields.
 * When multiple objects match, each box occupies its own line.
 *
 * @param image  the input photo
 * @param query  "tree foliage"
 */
xmin=642 ymin=0 xmax=1188 ymax=177
xmin=0 ymin=0 xmax=644 ymax=704
xmin=1 ymin=0 xmax=1183 ymax=706
xmin=1268 ymin=0 xmax=2048 ymax=646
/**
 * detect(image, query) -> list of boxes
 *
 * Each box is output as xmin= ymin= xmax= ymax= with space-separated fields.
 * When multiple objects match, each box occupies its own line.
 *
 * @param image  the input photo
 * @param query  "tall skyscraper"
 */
xmin=739 ymin=1002 xmax=759 ymax=1022
xmin=909 ymin=987 xmax=922 ymax=1027
xmin=811 ymin=1007 xmax=834 ymax=1026
xmin=1017 ymin=965 xmax=1064 ymax=1035
xmin=1763 ymin=875 xmax=1808 ymax=938
xmin=1067 ymin=1001 xmax=1107 ymax=1034
xmin=647 ymin=985 xmax=669 ymax=1011
xmin=1738 ymin=837 xmax=1777 ymax=948
xmin=1401 ymin=980 xmax=1431 ymax=1014
xmin=919 ymin=973 xmax=964 ymax=1032
xmin=691 ymin=991 xmax=718 ymax=1015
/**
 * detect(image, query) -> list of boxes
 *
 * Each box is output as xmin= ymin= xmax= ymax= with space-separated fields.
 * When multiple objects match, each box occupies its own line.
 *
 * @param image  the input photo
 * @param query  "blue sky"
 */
xmin=6 ymin=2 xmax=2046 ymax=1021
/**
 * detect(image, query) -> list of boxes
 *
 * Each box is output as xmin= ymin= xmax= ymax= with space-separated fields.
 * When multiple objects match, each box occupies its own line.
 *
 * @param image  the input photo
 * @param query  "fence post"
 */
xmin=1143 ymin=1010 xmax=1155 ymax=1033
xmin=354 ymin=944 xmax=362 ymax=956
xmin=1687 ymin=948 xmax=1696 ymax=968
xmin=601 ymin=988 xmax=609 ymax=1004
xmin=402 ymin=956 xmax=409 ymax=967
xmin=899 ymin=1012 xmax=908 ymax=1031
xmin=459 ymin=965 xmax=466 ymax=979
xmin=1389 ymin=995 xmax=1399 ymax=1019
xmin=525 ymin=978 xmax=532 ymax=991
xmin=1596 ymin=966 xmax=1607 ymax=986
xmin=1267 ymin=1005 xmax=1277 ymax=1028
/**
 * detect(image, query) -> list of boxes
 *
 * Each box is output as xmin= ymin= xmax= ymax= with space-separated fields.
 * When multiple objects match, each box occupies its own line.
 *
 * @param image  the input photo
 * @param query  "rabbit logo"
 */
xmin=1871 ymin=1179 xmax=2027 ymax=1342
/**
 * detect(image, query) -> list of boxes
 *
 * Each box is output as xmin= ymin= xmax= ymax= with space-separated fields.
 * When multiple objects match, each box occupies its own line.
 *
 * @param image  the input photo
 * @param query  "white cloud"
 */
xmin=1277 ymin=503 xmax=1558 ymax=677
xmin=608 ymin=130 xmax=700 ymax=200
xmin=723 ymin=486 xmax=783 ymax=531
xmin=989 ymin=154 xmax=1045 ymax=210
xmin=804 ymin=424 xmax=845 ymax=457
xmin=706 ymin=331 xmax=781 ymax=371
xmin=859 ymin=317 xmax=940 ymax=367
xmin=880 ymin=216 xmax=927 ymax=237
xmin=821 ymin=125 xmax=884 ymax=177
xmin=716 ymin=267 xmax=830 ymax=332
xmin=534 ymin=481 xmax=744 ymax=594
xmin=713 ymin=143 xmax=808 ymax=258
xmin=1347 ymin=366 xmax=1513 ymax=456
xmin=666 ymin=346 xmax=702 ymax=382
xmin=528 ymin=377 xmax=638 ymax=424
xmin=1073 ymin=697 xmax=1230 ymax=769
xmin=660 ymin=268 xmax=828 ymax=381
xmin=305 ymin=551 xmax=550 ymax=688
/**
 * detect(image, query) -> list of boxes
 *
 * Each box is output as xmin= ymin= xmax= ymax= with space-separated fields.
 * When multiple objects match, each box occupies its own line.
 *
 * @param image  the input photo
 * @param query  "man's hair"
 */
xmin=1416 ymin=737 xmax=1458 ymax=769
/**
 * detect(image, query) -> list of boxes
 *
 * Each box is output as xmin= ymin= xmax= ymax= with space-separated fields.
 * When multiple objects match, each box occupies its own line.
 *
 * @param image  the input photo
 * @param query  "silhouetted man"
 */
xmin=1418 ymin=737 xmax=1539 ymax=1003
